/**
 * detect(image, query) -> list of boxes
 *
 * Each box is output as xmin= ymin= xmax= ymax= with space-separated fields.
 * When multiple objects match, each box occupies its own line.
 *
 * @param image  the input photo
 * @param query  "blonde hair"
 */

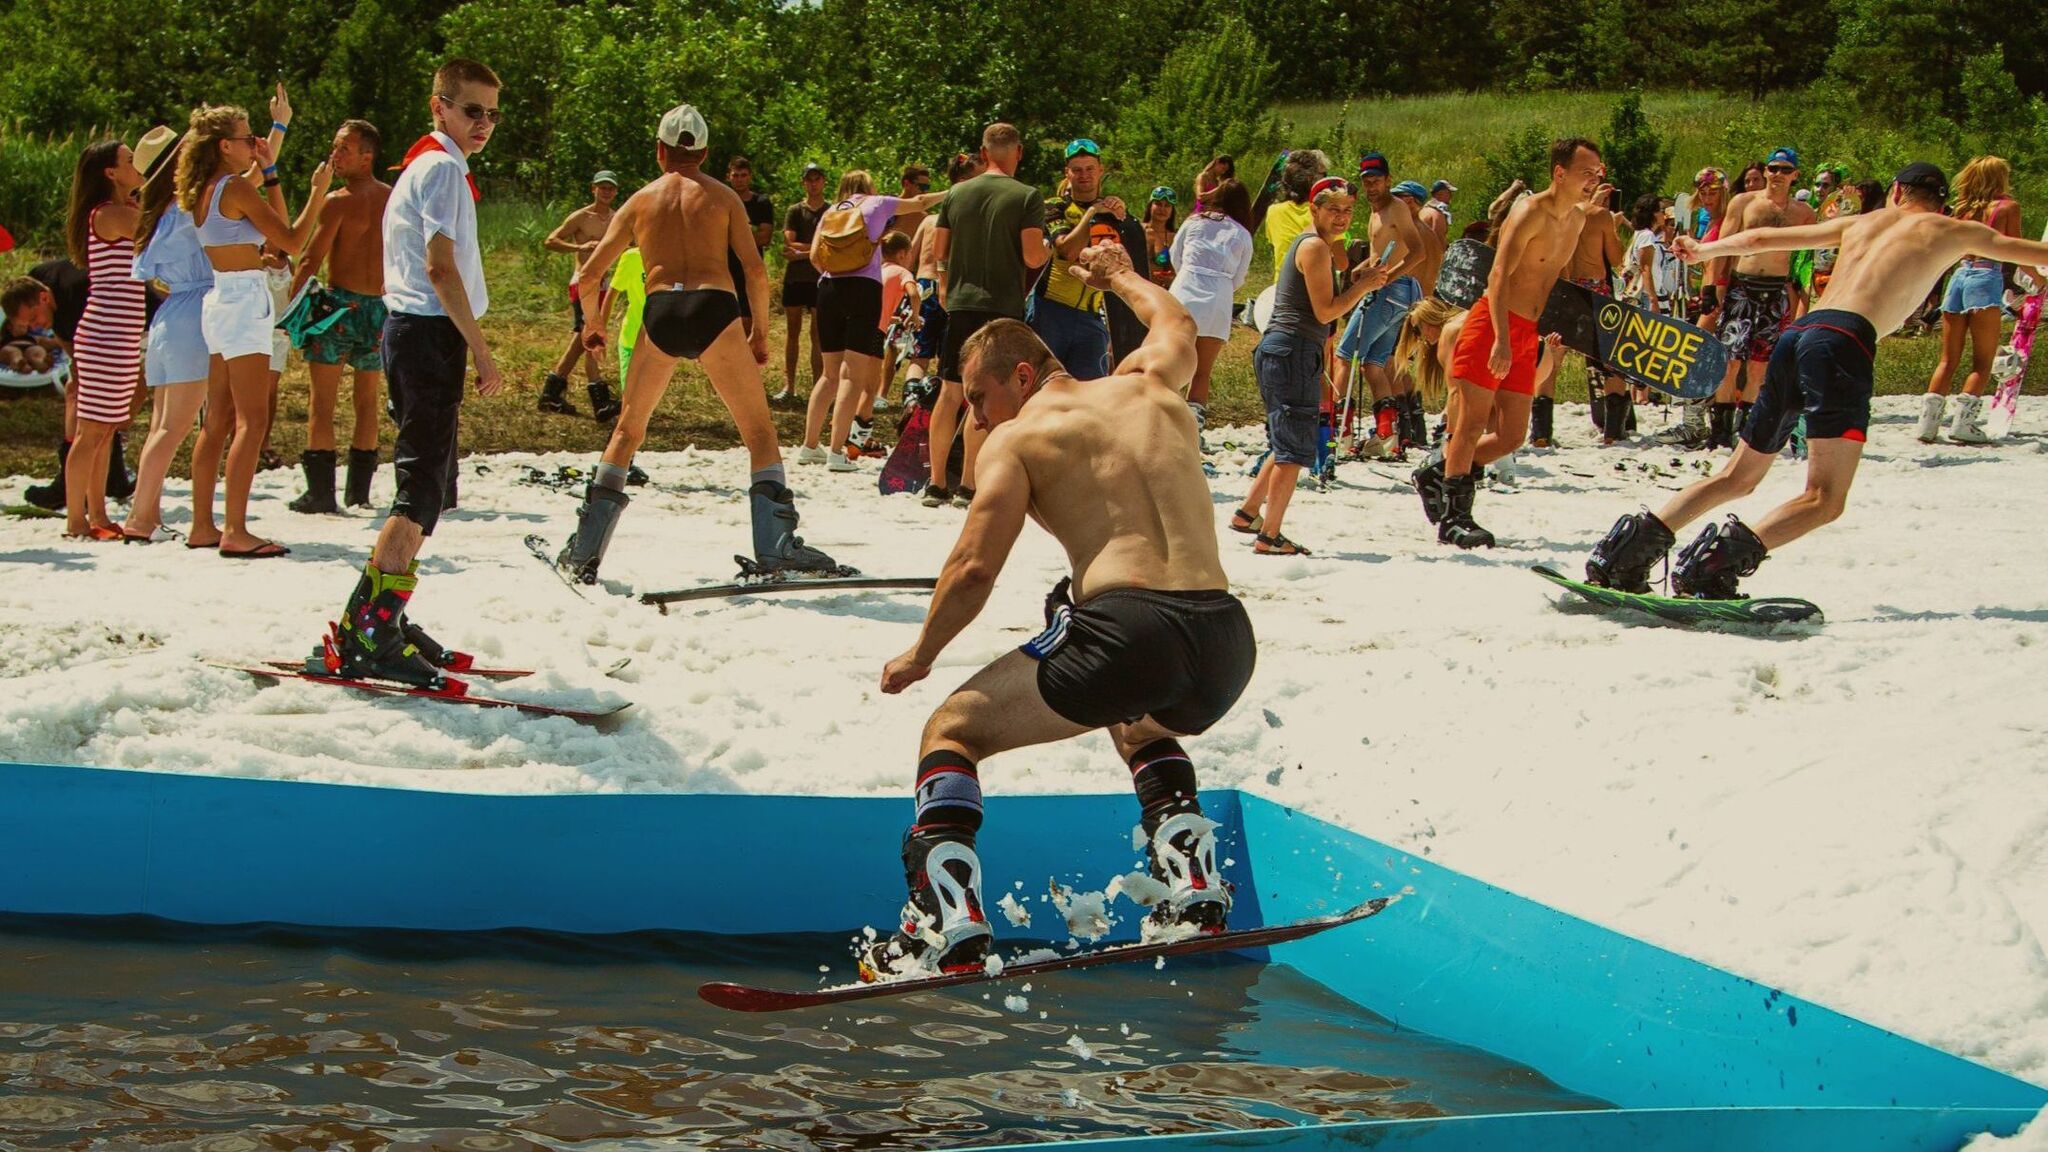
xmin=176 ymin=105 xmax=248 ymax=215
xmin=836 ymin=170 xmax=875 ymax=200
xmin=1951 ymin=156 xmax=2011 ymax=224
xmin=1394 ymin=296 xmax=1466 ymax=410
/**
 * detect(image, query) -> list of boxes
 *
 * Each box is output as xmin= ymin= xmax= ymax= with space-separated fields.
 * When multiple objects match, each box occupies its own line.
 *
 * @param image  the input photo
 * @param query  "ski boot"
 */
xmin=858 ymin=832 xmax=994 ymax=981
xmin=1437 ymin=471 xmax=1494 ymax=549
xmin=587 ymin=379 xmax=622 ymax=424
xmin=1670 ymin=516 xmax=1767 ymax=599
xmin=1528 ymin=396 xmax=1555 ymax=449
xmin=344 ymin=448 xmax=379 ymax=508
xmin=1412 ymin=450 xmax=1449 ymax=525
xmin=288 ymin=450 xmax=341 ymax=514
xmin=1706 ymin=403 xmax=1737 ymax=450
xmin=1140 ymin=811 xmax=1233 ymax=940
xmin=107 ymin=431 xmax=135 ymax=501
xmin=538 ymin=373 xmax=578 ymax=415
xmin=328 ymin=562 xmax=448 ymax=688
xmin=21 ymin=440 xmax=69 ymax=511
xmin=1584 ymin=509 xmax=1675 ymax=592
xmin=749 ymin=480 xmax=849 ymax=576
xmin=1914 ymin=394 xmax=1946 ymax=444
xmin=557 ymin=483 xmax=629 ymax=585
xmin=1399 ymin=393 xmax=1428 ymax=455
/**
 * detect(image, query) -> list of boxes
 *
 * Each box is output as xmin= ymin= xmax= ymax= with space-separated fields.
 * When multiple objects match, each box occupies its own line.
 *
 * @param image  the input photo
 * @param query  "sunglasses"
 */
xmin=1064 ymin=138 xmax=1100 ymax=160
xmin=437 ymin=95 xmax=503 ymax=125
xmin=912 ymin=181 xmax=932 ymax=191
xmin=1766 ymin=163 xmax=1796 ymax=174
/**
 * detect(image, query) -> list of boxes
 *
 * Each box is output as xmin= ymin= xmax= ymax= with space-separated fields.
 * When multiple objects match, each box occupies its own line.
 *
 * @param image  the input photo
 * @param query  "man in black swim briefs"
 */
xmin=558 ymin=103 xmax=841 ymax=583
xmin=860 ymin=241 xmax=1256 ymax=981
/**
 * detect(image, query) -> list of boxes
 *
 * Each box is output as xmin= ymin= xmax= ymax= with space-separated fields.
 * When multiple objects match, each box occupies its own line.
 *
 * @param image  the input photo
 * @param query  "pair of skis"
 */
xmin=524 ymin=534 xmax=936 ymax=613
xmin=214 ymin=647 xmax=634 ymax=721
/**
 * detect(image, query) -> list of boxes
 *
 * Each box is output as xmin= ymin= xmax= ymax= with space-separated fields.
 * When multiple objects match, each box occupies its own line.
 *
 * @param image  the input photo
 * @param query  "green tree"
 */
xmin=1480 ymin=124 xmax=1556 ymax=194
xmin=1599 ymin=89 xmax=1675 ymax=201
xmin=1113 ymin=15 xmax=1285 ymax=189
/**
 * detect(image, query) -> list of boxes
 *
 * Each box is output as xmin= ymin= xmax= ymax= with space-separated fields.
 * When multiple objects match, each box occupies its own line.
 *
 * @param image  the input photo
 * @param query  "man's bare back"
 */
xmin=1566 ymin=205 xmax=1624 ymax=283
xmin=316 ymin=181 xmax=388 ymax=295
xmin=623 ymin=171 xmax=745 ymax=293
xmin=984 ymin=373 xmax=1227 ymax=601
xmin=1720 ymin=189 xmax=1814 ymax=277
xmin=912 ymin=213 xmax=941 ymax=279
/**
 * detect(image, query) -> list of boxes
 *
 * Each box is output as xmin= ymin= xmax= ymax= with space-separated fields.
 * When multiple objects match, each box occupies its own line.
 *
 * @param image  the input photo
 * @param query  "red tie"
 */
xmin=396 ymin=135 xmax=480 ymax=202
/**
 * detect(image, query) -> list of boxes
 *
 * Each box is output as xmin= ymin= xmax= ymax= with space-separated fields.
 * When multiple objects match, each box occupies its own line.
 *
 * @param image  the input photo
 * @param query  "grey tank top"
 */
xmin=195 ymin=176 xmax=266 ymax=249
xmin=1267 ymin=232 xmax=1331 ymax=339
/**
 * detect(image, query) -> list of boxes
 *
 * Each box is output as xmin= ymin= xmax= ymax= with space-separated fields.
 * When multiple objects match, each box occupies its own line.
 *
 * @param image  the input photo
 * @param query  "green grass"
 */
xmin=3 ymin=90 xmax=2042 ymax=483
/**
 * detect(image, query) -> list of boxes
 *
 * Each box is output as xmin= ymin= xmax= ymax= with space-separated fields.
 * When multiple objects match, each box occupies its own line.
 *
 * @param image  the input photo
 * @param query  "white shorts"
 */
xmin=271 ymin=329 xmax=289 ymax=373
xmin=201 ymin=269 xmax=276 ymax=361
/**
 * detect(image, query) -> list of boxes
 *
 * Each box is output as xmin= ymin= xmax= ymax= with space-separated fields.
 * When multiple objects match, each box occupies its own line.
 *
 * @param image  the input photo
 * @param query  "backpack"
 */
xmin=812 ymin=198 xmax=876 ymax=275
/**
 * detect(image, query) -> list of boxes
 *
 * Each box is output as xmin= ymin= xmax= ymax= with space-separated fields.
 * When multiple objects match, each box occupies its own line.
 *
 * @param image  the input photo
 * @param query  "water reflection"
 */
xmin=0 ymin=916 xmax=1605 ymax=1147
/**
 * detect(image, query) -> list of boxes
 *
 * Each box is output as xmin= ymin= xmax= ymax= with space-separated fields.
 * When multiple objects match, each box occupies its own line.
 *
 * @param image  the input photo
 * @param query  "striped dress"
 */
xmin=72 ymin=204 xmax=147 ymax=425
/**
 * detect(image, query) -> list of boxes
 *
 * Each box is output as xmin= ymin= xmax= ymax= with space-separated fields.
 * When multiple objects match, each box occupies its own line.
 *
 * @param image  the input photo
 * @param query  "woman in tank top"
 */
xmin=176 ymin=102 xmax=330 ymax=558
xmin=61 ymin=139 xmax=148 ymax=540
xmin=1920 ymin=156 xmax=2029 ymax=443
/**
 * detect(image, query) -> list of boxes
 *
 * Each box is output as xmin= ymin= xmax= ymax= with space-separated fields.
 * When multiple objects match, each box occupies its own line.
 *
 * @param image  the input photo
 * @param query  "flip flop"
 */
xmin=219 ymin=540 xmax=291 ymax=559
xmin=1229 ymin=508 xmax=1264 ymax=535
xmin=65 ymin=525 xmax=124 ymax=543
xmin=122 ymin=525 xmax=182 ymax=545
xmin=1253 ymin=532 xmax=1311 ymax=556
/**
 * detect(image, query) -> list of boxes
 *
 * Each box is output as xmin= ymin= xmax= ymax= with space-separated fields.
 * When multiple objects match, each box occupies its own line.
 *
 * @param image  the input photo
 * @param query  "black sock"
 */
xmin=1530 ymin=396 xmax=1554 ymax=441
xmin=1128 ymin=739 xmax=1200 ymax=825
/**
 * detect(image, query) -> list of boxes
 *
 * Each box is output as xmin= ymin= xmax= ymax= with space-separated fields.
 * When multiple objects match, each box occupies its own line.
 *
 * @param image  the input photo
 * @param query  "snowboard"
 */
xmin=1539 ymin=280 xmax=1726 ymax=400
xmin=1532 ymin=564 xmax=1821 ymax=626
xmin=3 ymin=502 xmax=61 ymax=520
xmin=880 ymin=397 xmax=932 ymax=496
xmin=213 ymin=661 xmax=630 ymax=721
xmin=1248 ymin=151 xmax=1290 ymax=229
xmin=699 ymin=895 xmax=1396 ymax=1013
xmin=1434 ymin=238 xmax=1492 ymax=309
xmin=1986 ymin=291 xmax=2042 ymax=440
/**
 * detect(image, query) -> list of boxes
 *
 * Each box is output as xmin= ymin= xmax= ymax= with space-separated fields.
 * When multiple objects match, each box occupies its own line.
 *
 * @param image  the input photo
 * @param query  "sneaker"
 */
xmin=951 ymin=487 xmax=975 ymax=508
xmin=828 ymin=452 xmax=858 ymax=473
xmin=920 ymin=485 xmax=952 ymax=508
xmin=796 ymin=446 xmax=828 ymax=465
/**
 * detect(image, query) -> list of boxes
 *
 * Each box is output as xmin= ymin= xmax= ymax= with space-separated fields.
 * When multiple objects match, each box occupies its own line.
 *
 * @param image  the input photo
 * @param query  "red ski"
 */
xmin=256 ymin=655 xmax=631 ymax=681
xmin=212 ymin=662 xmax=629 ymax=722
xmin=699 ymin=895 xmax=1394 ymax=1013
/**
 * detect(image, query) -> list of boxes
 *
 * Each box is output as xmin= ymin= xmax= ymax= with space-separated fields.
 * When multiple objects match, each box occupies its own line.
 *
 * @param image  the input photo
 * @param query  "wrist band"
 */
xmin=263 ymin=177 xmax=282 ymax=188
xmin=273 ymin=121 xmax=289 ymax=134
xmin=263 ymin=165 xmax=278 ymax=178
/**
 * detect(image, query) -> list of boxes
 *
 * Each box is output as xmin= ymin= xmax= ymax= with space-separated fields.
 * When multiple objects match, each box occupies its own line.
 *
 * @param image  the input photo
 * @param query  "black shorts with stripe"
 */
xmin=1022 ymin=584 xmax=1256 ymax=734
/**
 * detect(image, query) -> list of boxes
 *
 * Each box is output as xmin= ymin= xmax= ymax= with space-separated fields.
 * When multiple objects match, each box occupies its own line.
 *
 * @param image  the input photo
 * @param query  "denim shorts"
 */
xmin=1336 ymin=275 xmax=1421 ymax=366
xmin=1253 ymin=329 xmax=1325 ymax=467
xmin=1943 ymin=262 xmax=2003 ymax=314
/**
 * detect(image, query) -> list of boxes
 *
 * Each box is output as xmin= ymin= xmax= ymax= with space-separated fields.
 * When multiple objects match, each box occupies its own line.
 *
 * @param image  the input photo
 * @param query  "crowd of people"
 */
xmin=6 ymin=53 xmax=2048 ymax=981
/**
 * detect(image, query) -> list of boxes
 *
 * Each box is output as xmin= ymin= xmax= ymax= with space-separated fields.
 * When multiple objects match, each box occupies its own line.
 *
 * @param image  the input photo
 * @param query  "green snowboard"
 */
xmin=1532 ymin=565 xmax=1822 ymax=627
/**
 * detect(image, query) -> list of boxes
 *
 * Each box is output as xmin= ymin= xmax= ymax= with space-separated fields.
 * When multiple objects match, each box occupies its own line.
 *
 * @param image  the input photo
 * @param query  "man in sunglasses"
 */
xmin=1702 ymin=147 xmax=1816 ymax=449
xmin=1030 ymin=138 xmax=1133 ymax=383
xmin=891 ymin=163 xmax=934 ymax=236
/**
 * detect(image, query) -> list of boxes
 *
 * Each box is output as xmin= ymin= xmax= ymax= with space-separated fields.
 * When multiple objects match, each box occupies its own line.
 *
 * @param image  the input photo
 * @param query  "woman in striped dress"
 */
xmin=63 ymin=139 xmax=147 ymax=540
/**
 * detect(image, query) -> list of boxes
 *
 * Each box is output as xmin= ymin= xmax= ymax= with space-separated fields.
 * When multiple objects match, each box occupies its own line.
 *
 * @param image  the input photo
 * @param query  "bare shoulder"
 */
xmin=1791 ymin=200 xmax=1819 ymax=225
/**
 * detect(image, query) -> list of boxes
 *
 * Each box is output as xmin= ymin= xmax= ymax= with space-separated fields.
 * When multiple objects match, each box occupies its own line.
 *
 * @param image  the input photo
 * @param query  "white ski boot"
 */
xmin=1949 ymin=394 xmax=1989 ymax=444
xmin=1915 ymin=393 xmax=1947 ymax=443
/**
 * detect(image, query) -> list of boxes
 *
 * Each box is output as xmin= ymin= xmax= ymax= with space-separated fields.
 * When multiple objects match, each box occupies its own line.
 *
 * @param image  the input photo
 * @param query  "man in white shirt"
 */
xmin=324 ymin=57 xmax=504 ymax=688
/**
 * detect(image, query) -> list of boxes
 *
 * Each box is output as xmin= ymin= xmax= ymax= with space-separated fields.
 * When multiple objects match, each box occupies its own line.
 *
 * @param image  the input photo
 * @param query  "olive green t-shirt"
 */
xmin=934 ymin=172 xmax=1043 ymax=318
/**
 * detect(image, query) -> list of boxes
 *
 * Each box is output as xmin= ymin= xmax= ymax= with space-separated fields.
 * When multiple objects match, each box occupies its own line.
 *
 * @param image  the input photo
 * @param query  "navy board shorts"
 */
xmin=1253 ymin=327 xmax=1325 ymax=468
xmin=1740 ymin=308 xmax=1877 ymax=450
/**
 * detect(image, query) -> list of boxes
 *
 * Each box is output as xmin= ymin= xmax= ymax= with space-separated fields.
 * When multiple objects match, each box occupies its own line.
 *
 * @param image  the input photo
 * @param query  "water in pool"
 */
xmin=0 ymin=916 xmax=1608 ymax=1148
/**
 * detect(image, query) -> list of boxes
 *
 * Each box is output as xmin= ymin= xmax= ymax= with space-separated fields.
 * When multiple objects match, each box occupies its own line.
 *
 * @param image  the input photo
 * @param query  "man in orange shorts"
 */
xmin=1414 ymin=138 xmax=1612 ymax=547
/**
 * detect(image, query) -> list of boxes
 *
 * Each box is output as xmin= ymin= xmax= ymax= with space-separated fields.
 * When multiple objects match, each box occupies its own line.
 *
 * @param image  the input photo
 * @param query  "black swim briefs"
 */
xmin=1022 ymin=582 xmax=1256 ymax=734
xmin=644 ymin=288 xmax=741 ymax=361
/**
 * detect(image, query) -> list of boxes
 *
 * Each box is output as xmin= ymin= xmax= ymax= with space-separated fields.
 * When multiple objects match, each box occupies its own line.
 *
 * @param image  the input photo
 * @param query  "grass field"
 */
xmin=3 ymin=90 xmax=2040 ymax=483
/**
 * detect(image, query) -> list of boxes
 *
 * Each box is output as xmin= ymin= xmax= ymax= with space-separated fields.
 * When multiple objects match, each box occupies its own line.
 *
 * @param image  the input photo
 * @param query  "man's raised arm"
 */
xmin=1072 ymin=242 xmax=1196 ymax=391
xmin=1677 ymin=216 xmax=1853 ymax=264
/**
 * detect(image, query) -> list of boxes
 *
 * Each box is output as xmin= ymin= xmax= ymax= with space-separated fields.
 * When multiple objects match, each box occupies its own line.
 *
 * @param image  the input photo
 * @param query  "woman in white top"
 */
xmin=1167 ymin=177 xmax=1255 ymax=419
xmin=1626 ymin=194 xmax=1682 ymax=315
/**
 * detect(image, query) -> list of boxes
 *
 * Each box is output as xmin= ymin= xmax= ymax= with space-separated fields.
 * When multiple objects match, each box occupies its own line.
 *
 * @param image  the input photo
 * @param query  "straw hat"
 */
xmin=135 ymin=125 xmax=180 ymax=184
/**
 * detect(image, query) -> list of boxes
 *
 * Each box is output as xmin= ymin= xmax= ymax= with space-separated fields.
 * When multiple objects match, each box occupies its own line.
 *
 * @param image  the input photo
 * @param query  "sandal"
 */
xmin=219 ymin=540 xmax=291 ymax=559
xmin=1253 ymin=532 xmax=1311 ymax=556
xmin=1229 ymin=508 xmax=1264 ymax=535
xmin=65 ymin=525 xmax=124 ymax=543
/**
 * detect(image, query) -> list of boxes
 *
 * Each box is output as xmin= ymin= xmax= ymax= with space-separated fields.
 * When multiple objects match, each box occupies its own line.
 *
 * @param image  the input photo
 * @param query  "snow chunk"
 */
xmin=997 ymin=892 xmax=1033 ymax=928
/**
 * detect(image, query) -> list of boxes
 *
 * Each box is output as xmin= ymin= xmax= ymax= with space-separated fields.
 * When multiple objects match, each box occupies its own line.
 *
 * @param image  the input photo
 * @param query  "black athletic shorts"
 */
xmin=939 ymin=308 xmax=1008 ymax=382
xmin=383 ymin=312 xmax=466 ymax=536
xmin=780 ymin=272 xmax=818 ymax=309
xmin=644 ymin=288 xmax=741 ymax=361
xmin=816 ymin=275 xmax=886 ymax=358
xmin=1741 ymin=308 xmax=1876 ymax=450
xmin=1023 ymin=583 xmax=1257 ymax=734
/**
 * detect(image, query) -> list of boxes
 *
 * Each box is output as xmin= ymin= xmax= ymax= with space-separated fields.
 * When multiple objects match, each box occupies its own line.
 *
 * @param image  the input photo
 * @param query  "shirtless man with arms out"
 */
xmin=554 ymin=103 xmax=840 ymax=584
xmin=1563 ymin=187 xmax=1632 ymax=444
xmin=539 ymin=172 xmax=619 ymax=417
xmin=1335 ymin=154 xmax=1438 ymax=457
xmin=861 ymin=242 xmax=1255 ymax=980
xmin=1701 ymin=147 xmax=1816 ymax=448
xmin=1415 ymin=137 xmax=1612 ymax=548
xmin=289 ymin=119 xmax=390 ymax=512
xmin=1583 ymin=163 xmax=2048 ymax=598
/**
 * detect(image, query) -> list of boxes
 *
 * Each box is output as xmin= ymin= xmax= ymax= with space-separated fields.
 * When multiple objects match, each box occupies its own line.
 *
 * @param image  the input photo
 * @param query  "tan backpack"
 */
xmin=811 ymin=198 xmax=876 ymax=274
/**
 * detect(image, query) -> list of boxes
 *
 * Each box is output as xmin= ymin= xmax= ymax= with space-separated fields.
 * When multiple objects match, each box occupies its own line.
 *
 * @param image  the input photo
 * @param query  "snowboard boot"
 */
xmin=21 ymin=440 xmax=69 ymax=510
xmin=1915 ymin=393 xmax=1947 ymax=443
xmin=332 ymin=562 xmax=445 ymax=688
xmin=1400 ymin=392 xmax=1428 ymax=454
xmin=1671 ymin=516 xmax=1768 ymax=600
xmin=1949 ymin=394 xmax=1989 ymax=443
xmin=1141 ymin=810 xmax=1233 ymax=938
xmin=1600 ymin=392 xmax=1630 ymax=445
xmin=1412 ymin=450 xmax=1449 ymax=525
xmin=1707 ymin=402 xmax=1737 ymax=449
xmin=1654 ymin=399 xmax=1709 ymax=448
xmin=1584 ymin=509 xmax=1676 ymax=592
xmin=1529 ymin=395 xmax=1555 ymax=448
xmin=859 ymin=831 xmax=994 ymax=981
xmin=750 ymin=480 xmax=843 ymax=574
xmin=344 ymin=448 xmax=378 ymax=508
xmin=587 ymin=379 xmax=621 ymax=424
xmin=288 ymin=450 xmax=340 ymax=514
xmin=557 ymin=482 xmax=630 ymax=585
xmin=537 ymin=372 xmax=578 ymax=415
xmin=1437 ymin=471 xmax=1495 ymax=549
xmin=106 ymin=431 xmax=135 ymax=501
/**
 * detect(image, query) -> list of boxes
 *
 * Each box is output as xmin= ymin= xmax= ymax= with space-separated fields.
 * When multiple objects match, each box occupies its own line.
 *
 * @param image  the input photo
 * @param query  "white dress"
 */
xmin=1168 ymin=214 xmax=1254 ymax=340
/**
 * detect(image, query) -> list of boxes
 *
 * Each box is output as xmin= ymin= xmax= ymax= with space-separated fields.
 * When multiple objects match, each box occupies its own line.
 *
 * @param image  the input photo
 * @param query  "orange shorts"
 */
xmin=1450 ymin=295 xmax=1540 ymax=395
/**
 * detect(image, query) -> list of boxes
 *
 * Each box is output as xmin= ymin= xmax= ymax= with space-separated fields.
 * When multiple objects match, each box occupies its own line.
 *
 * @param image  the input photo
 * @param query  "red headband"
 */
xmin=1310 ymin=177 xmax=1350 ymax=201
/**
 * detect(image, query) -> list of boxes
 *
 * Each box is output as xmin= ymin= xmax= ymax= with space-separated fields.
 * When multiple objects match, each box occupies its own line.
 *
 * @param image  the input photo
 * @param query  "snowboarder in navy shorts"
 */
xmin=865 ymin=241 xmax=1256 ymax=981
xmin=1584 ymin=163 xmax=2048 ymax=598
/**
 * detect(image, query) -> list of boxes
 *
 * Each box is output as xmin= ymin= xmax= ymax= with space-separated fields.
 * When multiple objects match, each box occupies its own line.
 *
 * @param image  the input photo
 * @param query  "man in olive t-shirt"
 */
xmin=923 ymin=122 xmax=1050 ymax=507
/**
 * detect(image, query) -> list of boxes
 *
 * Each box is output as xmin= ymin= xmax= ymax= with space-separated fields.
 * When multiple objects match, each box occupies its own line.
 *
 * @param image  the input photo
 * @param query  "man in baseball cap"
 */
xmin=658 ymin=104 xmax=709 ymax=150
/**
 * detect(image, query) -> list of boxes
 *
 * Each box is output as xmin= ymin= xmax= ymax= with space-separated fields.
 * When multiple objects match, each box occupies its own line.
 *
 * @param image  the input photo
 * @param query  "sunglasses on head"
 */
xmin=437 ymin=95 xmax=503 ymax=125
xmin=1064 ymin=138 xmax=1100 ymax=160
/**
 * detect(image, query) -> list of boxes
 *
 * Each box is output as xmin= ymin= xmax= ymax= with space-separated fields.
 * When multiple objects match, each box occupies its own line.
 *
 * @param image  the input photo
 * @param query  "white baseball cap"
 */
xmin=658 ymin=104 xmax=709 ymax=149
